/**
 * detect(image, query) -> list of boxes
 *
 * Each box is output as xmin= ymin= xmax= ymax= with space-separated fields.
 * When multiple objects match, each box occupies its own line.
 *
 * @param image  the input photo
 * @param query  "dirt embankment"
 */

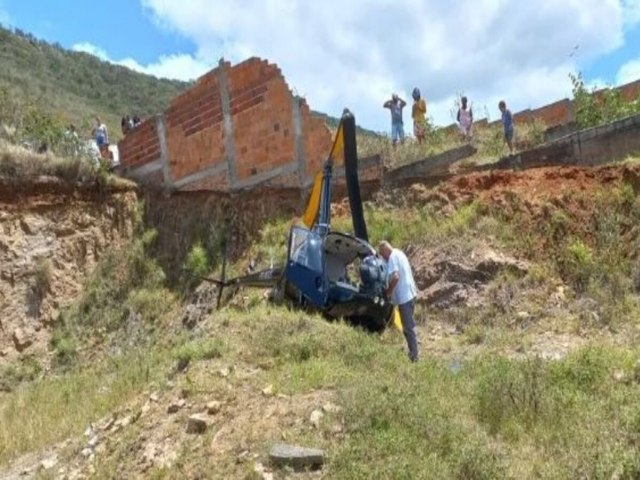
xmin=418 ymin=163 xmax=640 ymax=212
xmin=145 ymin=188 xmax=307 ymax=282
xmin=0 ymin=178 xmax=138 ymax=364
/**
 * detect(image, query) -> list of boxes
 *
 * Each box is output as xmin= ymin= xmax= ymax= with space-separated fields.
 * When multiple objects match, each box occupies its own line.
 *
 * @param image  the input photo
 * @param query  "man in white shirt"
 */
xmin=378 ymin=240 xmax=419 ymax=362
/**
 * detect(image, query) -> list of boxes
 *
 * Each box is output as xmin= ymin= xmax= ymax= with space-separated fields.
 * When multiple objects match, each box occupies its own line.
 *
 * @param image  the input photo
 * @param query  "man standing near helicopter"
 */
xmin=378 ymin=240 xmax=419 ymax=362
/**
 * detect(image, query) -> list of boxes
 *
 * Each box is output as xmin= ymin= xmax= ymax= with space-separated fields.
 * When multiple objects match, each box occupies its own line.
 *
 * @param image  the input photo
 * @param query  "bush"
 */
xmin=173 ymin=338 xmax=225 ymax=364
xmin=570 ymin=72 xmax=640 ymax=129
xmin=557 ymin=239 xmax=595 ymax=292
xmin=184 ymin=242 xmax=209 ymax=278
xmin=0 ymin=356 xmax=42 ymax=391
xmin=474 ymin=357 xmax=549 ymax=436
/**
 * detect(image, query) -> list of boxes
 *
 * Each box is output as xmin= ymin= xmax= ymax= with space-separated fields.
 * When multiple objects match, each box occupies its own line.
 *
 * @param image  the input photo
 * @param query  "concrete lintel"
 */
xmin=155 ymin=114 xmax=172 ymax=188
xmin=333 ymin=155 xmax=382 ymax=179
xmin=172 ymin=163 xmax=228 ymax=189
xmin=232 ymin=161 xmax=298 ymax=190
xmin=292 ymin=96 xmax=306 ymax=187
xmin=216 ymin=59 xmax=237 ymax=188
xmin=128 ymin=159 xmax=163 ymax=178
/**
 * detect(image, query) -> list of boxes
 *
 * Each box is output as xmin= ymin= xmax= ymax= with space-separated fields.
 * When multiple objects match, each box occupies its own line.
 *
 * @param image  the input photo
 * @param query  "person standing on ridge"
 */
xmin=498 ymin=100 xmax=514 ymax=154
xmin=457 ymin=96 xmax=473 ymax=141
xmin=411 ymin=87 xmax=427 ymax=144
xmin=383 ymin=93 xmax=406 ymax=147
xmin=378 ymin=240 xmax=419 ymax=362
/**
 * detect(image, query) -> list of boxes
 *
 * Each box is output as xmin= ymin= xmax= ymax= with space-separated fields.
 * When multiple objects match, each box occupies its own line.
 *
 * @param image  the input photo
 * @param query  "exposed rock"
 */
xmin=322 ymin=402 xmax=342 ymax=414
xmin=207 ymin=400 xmax=222 ymax=415
xmin=149 ymin=392 xmax=159 ymax=402
xmin=269 ymin=443 xmax=325 ymax=470
xmin=411 ymin=247 xmax=529 ymax=309
xmin=98 ymin=417 xmax=115 ymax=431
xmin=167 ymin=398 xmax=186 ymax=414
xmin=309 ymin=409 xmax=324 ymax=429
xmin=186 ymin=414 xmax=208 ymax=434
xmin=253 ymin=462 xmax=274 ymax=480
xmin=87 ymin=435 xmax=99 ymax=448
xmin=182 ymin=283 xmax=218 ymax=329
xmin=262 ymin=384 xmax=274 ymax=397
xmin=114 ymin=415 xmax=132 ymax=429
xmin=0 ymin=190 xmax=137 ymax=365
xmin=39 ymin=454 xmax=58 ymax=471
xmin=12 ymin=327 xmax=33 ymax=351
xmin=613 ymin=370 xmax=627 ymax=383
xmin=80 ymin=448 xmax=93 ymax=458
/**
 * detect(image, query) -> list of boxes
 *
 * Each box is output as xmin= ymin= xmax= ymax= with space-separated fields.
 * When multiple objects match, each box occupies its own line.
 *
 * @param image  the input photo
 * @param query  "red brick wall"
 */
xmin=118 ymin=118 xmax=160 ymax=170
xmin=619 ymin=80 xmax=640 ymax=102
xmin=529 ymin=99 xmax=573 ymax=126
xmin=229 ymin=58 xmax=293 ymax=183
xmin=302 ymin=101 xmax=333 ymax=177
xmin=165 ymin=68 xmax=226 ymax=183
xmin=119 ymin=57 xmax=332 ymax=192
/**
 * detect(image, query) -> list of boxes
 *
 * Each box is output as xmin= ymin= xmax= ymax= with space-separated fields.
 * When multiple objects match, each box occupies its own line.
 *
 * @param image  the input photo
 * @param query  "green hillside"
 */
xmin=0 ymin=26 xmax=190 ymax=141
xmin=0 ymin=26 xmax=370 ymax=146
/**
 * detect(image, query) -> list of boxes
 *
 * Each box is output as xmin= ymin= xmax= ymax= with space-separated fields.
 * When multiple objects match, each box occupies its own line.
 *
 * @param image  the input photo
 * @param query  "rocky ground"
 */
xmin=2 ymin=160 xmax=640 ymax=478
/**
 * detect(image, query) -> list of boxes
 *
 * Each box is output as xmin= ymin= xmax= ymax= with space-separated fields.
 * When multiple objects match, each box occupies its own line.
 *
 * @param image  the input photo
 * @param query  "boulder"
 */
xmin=269 ymin=443 xmax=325 ymax=470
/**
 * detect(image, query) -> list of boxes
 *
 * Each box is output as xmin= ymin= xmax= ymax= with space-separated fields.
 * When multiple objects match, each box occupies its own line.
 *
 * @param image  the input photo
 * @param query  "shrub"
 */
xmin=0 ymin=356 xmax=42 ymax=391
xmin=33 ymin=257 xmax=52 ymax=297
xmin=474 ymin=357 xmax=549 ymax=436
xmin=173 ymin=338 xmax=225 ymax=364
xmin=557 ymin=239 xmax=595 ymax=292
xmin=184 ymin=242 xmax=209 ymax=278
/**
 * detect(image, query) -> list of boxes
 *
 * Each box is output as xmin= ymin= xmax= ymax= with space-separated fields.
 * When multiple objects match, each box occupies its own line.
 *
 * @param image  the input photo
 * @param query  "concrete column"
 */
xmin=216 ymin=59 xmax=238 ymax=188
xmin=155 ymin=114 xmax=172 ymax=188
xmin=292 ymin=96 xmax=306 ymax=187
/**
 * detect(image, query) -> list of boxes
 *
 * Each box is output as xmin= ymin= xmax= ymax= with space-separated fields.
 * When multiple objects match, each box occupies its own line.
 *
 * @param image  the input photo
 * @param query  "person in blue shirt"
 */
xmin=498 ymin=100 xmax=514 ymax=154
xmin=378 ymin=240 xmax=419 ymax=362
xmin=383 ymin=93 xmax=407 ymax=147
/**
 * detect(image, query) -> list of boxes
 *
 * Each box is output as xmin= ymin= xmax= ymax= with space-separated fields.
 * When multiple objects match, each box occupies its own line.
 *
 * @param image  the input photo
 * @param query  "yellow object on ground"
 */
xmin=393 ymin=306 xmax=403 ymax=331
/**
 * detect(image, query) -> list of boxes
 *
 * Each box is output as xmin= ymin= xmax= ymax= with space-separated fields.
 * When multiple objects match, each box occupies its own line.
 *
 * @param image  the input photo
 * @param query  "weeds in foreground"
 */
xmin=51 ymin=228 xmax=174 ymax=367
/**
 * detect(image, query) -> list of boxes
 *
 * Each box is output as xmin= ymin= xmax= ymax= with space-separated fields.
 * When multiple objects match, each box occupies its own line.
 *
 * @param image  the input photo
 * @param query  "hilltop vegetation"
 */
xmin=0 ymin=26 xmax=190 ymax=141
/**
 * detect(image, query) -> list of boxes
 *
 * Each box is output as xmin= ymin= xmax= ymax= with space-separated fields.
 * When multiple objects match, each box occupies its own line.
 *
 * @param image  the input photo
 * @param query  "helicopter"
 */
xmin=205 ymin=109 xmax=394 ymax=332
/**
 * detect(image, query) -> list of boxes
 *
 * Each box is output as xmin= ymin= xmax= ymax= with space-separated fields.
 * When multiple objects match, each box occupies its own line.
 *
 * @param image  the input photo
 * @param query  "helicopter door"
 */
xmin=286 ymin=227 xmax=327 ymax=307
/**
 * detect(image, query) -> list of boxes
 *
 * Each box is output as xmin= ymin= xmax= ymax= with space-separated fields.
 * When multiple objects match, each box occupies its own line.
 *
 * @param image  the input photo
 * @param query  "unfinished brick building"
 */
xmin=118 ymin=58 xmax=334 ymax=191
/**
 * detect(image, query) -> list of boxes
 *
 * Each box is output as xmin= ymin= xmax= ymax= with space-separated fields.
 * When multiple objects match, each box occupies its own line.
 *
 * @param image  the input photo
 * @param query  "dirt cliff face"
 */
xmin=0 ymin=179 xmax=138 ymax=364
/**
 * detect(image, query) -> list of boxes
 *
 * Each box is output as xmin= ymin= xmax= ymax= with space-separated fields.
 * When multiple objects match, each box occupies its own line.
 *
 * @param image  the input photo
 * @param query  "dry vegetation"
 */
xmin=2 ymin=164 xmax=640 ymax=478
xmin=357 ymin=118 xmax=546 ymax=169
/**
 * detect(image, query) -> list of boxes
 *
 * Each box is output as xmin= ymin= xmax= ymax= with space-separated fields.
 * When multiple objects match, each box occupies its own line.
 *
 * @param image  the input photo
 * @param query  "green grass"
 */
xmin=0 ymin=348 xmax=169 ymax=465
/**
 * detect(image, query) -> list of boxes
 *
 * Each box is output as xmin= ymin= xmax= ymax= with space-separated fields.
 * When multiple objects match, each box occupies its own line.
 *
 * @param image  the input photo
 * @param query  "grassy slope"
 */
xmin=2 ymin=163 xmax=640 ymax=478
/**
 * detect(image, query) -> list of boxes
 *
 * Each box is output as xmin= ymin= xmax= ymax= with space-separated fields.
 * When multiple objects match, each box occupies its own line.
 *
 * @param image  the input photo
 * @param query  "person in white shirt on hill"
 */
xmin=378 ymin=240 xmax=419 ymax=362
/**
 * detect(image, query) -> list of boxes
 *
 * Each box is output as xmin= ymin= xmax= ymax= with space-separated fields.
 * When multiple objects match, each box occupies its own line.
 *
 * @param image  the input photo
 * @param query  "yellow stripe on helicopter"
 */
xmin=302 ymin=121 xmax=345 ymax=228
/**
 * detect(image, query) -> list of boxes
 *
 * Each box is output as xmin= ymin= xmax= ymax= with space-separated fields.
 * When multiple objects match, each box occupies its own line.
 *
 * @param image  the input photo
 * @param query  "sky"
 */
xmin=1 ymin=0 xmax=639 ymax=133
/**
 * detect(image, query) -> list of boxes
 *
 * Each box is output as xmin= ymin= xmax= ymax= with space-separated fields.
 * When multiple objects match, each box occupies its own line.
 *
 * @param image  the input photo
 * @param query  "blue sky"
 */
xmin=1 ymin=0 xmax=639 ymax=132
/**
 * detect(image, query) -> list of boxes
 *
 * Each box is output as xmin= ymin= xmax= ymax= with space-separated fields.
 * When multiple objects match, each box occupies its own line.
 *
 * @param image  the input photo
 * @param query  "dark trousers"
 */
xmin=398 ymin=300 xmax=419 ymax=361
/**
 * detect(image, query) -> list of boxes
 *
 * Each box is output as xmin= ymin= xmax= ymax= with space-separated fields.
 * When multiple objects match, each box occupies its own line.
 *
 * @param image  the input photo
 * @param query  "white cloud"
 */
xmin=72 ymin=42 xmax=109 ymax=60
xmin=622 ymin=0 xmax=640 ymax=26
xmin=139 ymin=0 xmax=631 ymax=132
xmin=0 ymin=0 xmax=12 ymax=27
xmin=72 ymin=42 xmax=211 ymax=82
xmin=617 ymin=58 xmax=640 ymax=84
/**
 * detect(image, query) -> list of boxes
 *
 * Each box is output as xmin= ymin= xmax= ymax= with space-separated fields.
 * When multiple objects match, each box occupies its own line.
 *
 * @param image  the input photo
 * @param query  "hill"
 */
xmin=0 ymin=26 xmax=190 ymax=141
xmin=0 ymin=26 xmax=358 ymax=145
xmin=2 ymin=157 xmax=640 ymax=478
